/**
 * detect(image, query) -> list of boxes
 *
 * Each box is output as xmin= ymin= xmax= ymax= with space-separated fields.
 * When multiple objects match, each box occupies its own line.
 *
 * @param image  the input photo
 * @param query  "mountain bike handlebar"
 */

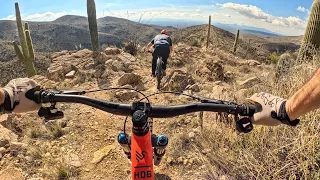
xmin=31 ymin=90 xmax=256 ymax=118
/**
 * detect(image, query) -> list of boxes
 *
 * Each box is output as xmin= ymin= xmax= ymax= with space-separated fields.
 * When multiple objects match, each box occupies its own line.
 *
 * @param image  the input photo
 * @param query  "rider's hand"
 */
xmin=1 ymin=78 xmax=41 ymax=113
xmin=144 ymin=48 xmax=148 ymax=55
xmin=245 ymin=92 xmax=300 ymax=126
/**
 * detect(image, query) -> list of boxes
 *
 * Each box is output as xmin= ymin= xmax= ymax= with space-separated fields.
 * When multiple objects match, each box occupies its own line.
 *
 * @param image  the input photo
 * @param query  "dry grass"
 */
xmin=167 ymin=50 xmax=320 ymax=179
xmin=57 ymin=166 xmax=70 ymax=180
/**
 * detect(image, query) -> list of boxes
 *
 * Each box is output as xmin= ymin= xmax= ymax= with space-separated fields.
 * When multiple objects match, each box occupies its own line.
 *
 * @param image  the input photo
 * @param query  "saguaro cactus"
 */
xmin=206 ymin=15 xmax=211 ymax=48
xmin=297 ymin=0 xmax=320 ymax=61
xmin=13 ymin=3 xmax=36 ymax=77
xmin=233 ymin=30 xmax=240 ymax=53
xmin=87 ymin=0 xmax=100 ymax=54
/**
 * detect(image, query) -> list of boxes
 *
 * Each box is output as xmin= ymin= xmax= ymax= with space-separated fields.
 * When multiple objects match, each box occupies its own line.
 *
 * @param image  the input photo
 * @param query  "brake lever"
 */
xmin=200 ymin=98 xmax=237 ymax=105
xmin=234 ymin=115 xmax=253 ymax=133
xmin=51 ymin=89 xmax=86 ymax=95
xmin=38 ymin=105 xmax=64 ymax=123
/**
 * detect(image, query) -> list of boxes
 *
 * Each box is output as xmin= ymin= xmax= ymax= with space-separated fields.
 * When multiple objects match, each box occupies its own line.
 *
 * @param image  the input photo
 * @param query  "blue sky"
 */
xmin=0 ymin=0 xmax=314 ymax=36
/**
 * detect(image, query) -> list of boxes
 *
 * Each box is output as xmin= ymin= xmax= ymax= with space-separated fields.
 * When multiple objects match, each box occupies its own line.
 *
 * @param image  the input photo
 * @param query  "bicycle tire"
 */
xmin=156 ymin=57 xmax=163 ymax=90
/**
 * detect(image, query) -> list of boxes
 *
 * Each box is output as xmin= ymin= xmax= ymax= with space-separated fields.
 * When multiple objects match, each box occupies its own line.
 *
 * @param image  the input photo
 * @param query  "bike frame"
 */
xmin=131 ymin=130 xmax=154 ymax=180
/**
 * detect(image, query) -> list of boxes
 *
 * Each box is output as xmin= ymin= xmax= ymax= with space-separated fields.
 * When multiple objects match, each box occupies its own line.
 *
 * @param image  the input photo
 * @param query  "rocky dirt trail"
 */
xmin=0 ymin=44 xmax=273 ymax=180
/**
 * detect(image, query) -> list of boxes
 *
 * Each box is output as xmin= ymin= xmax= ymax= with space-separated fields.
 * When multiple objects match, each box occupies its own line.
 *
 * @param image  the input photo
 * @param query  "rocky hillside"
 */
xmin=172 ymin=25 xmax=301 ymax=61
xmin=0 ymin=43 xmax=277 ymax=179
xmin=0 ymin=15 xmax=175 ymax=54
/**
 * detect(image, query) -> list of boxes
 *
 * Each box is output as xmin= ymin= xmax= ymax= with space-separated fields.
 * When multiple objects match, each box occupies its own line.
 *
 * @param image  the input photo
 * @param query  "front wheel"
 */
xmin=155 ymin=57 xmax=163 ymax=90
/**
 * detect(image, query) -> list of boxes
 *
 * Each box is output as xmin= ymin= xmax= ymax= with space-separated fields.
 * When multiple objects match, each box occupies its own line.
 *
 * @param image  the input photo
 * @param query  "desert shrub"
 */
xmin=268 ymin=52 xmax=280 ymax=64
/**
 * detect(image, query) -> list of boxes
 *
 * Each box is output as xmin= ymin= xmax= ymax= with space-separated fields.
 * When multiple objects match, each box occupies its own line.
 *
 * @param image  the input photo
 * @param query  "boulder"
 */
xmin=65 ymin=153 xmax=82 ymax=168
xmin=0 ymin=114 xmax=8 ymax=128
xmin=47 ymin=49 xmax=93 ymax=81
xmin=9 ymin=142 xmax=27 ymax=153
xmin=105 ymin=59 xmax=113 ymax=67
xmin=186 ymin=84 xmax=200 ymax=92
xmin=117 ymin=73 xmax=143 ymax=86
xmin=90 ymin=145 xmax=115 ymax=165
xmin=114 ymin=91 xmax=140 ymax=101
xmin=0 ymin=167 xmax=24 ymax=180
xmin=72 ymin=49 xmax=92 ymax=58
xmin=0 ymin=125 xmax=17 ymax=147
xmin=112 ymin=60 xmax=123 ymax=72
xmin=65 ymin=70 xmax=76 ymax=78
xmin=96 ymin=52 xmax=109 ymax=64
xmin=206 ymin=61 xmax=224 ymax=81
xmin=117 ymin=53 xmax=136 ymax=62
xmin=31 ymin=75 xmax=58 ymax=88
xmin=224 ymin=71 xmax=236 ymax=81
xmin=163 ymin=70 xmax=195 ymax=92
xmin=241 ymin=60 xmax=261 ymax=66
xmin=105 ymin=47 xmax=121 ymax=55
xmin=84 ymin=62 xmax=95 ymax=70
xmin=47 ymin=65 xmax=64 ymax=81
xmin=238 ymin=77 xmax=261 ymax=89
xmin=196 ymin=66 xmax=212 ymax=81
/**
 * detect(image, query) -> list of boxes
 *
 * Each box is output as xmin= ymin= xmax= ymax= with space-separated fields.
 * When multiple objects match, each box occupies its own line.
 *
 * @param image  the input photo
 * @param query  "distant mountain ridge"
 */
xmin=0 ymin=15 xmax=174 ymax=52
xmin=146 ymin=18 xmax=283 ymax=37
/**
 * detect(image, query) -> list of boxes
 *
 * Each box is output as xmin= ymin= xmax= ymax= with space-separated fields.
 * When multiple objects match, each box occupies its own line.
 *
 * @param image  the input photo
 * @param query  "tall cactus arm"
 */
xmin=25 ymin=22 xmax=29 ymax=31
xmin=12 ymin=41 xmax=25 ymax=63
xmin=233 ymin=30 xmax=240 ymax=53
xmin=25 ymin=30 xmax=35 ymax=60
xmin=87 ymin=0 xmax=100 ymax=53
xmin=15 ymin=3 xmax=29 ymax=59
xmin=297 ymin=0 xmax=320 ymax=61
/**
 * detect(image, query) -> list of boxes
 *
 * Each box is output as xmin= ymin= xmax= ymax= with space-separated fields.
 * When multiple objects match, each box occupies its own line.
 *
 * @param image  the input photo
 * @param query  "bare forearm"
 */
xmin=286 ymin=68 xmax=320 ymax=119
xmin=0 ymin=88 xmax=4 ymax=104
xmin=146 ymin=43 xmax=152 ymax=50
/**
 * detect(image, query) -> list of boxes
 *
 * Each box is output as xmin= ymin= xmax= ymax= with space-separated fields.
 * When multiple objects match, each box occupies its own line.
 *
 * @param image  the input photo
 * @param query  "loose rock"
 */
xmin=65 ymin=70 xmax=76 ymax=78
xmin=90 ymin=145 xmax=115 ymax=165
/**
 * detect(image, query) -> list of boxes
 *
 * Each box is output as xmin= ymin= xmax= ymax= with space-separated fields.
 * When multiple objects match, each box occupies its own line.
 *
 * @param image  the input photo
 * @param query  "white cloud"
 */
xmin=219 ymin=3 xmax=269 ymax=20
xmin=25 ymin=12 xmax=67 ymax=21
xmin=0 ymin=11 xmax=67 ymax=21
xmin=218 ymin=3 xmax=306 ymax=30
xmin=0 ymin=15 xmax=15 ymax=20
xmin=196 ymin=9 xmax=201 ymax=12
xmin=297 ymin=6 xmax=309 ymax=13
xmin=72 ymin=10 xmax=77 ymax=13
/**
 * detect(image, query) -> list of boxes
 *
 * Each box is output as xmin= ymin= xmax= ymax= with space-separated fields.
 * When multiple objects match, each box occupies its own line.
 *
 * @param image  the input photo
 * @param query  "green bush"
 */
xmin=268 ymin=52 xmax=280 ymax=64
xmin=191 ymin=40 xmax=201 ymax=47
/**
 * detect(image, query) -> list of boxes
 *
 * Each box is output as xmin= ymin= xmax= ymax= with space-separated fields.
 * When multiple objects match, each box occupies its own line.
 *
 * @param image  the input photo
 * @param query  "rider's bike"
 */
xmin=147 ymin=50 xmax=164 ymax=90
xmin=29 ymin=87 xmax=256 ymax=180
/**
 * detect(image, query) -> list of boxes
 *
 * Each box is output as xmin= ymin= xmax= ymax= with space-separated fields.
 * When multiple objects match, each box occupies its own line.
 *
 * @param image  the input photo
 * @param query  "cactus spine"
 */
xmin=297 ymin=0 xmax=320 ymax=61
xmin=233 ymin=30 xmax=240 ymax=53
xmin=13 ymin=2 xmax=36 ymax=77
xmin=87 ymin=0 xmax=100 ymax=54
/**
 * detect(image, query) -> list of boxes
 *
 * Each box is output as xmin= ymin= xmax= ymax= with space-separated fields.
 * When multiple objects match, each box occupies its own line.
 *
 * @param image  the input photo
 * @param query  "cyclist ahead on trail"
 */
xmin=145 ymin=29 xmax=173 ymax=77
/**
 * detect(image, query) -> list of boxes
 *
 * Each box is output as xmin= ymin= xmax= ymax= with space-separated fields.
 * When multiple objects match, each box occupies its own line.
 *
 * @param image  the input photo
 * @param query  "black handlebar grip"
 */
xmin=25 ymin=89 xmax=42 ymax=103
xmin=247 ymin=104 xmax=256 ymax=117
